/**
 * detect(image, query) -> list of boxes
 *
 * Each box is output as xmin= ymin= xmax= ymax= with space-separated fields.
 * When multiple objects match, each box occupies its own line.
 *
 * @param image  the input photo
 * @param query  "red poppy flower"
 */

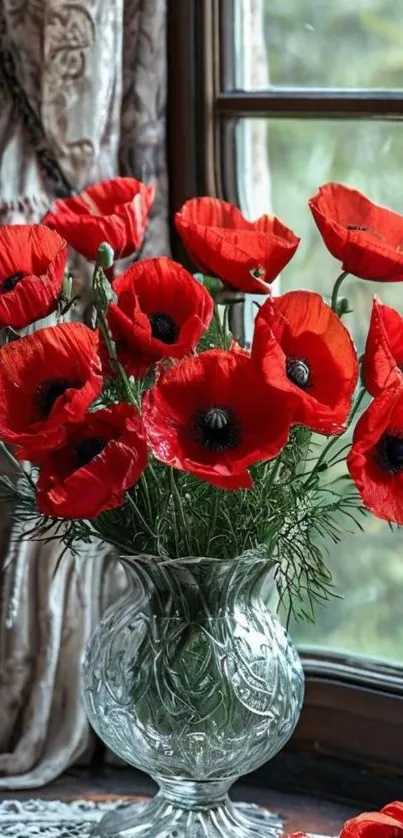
xmin=251 ymin=290 xmax=358 ymax=435
xmin=0 ymin=225 xmax=67 ymax=329
xmin=36 ymin=403 xmax=147 ymax=519
xmin=382 ymin=804 xmax=403 ymax=823
xmin=44 ymin=177 xmax=155 ymax=262
xmin=106 ymin=257 xmax=214 ymax=378
xmin=142 ymin=349 xmax=294 ymax=490
xmin=363 ymin=296 xmax=403 ymax=397
xmin=175 ymin=197 xmax=300 ymax=294
xmin=347 ymin=383 xmax=403 ymax=523
xmin=0 ymin=323 xmax=103 ymax=462
xmin=309 ymin=182 xmax=403 ymax=281
xmin=341 ymin=802 xmax=403 ymax=838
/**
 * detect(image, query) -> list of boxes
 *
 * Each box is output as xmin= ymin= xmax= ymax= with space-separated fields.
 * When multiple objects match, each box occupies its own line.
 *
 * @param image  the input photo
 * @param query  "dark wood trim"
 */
xmin=301 ymin=649 xmax=403 ymax=693
xmin=166 ymin=2 xmax=221 ymax=205
xmin=216 ymin=90 xmax=403 ymax=118
xmin=294 ymin=676 xmax=403 ymax=774
xmin=219 ymin=0 xmax=236 ymax=91
xmin=167 ymin=0 xmax=222 ymax=262
xmin=252 ymin=750 xmax=403 ymax=809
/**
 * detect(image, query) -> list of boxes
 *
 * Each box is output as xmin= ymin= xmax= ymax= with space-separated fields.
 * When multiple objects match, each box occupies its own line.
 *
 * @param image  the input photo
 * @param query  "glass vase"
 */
xmin=83 ymin=554 xmax=304 ymax=838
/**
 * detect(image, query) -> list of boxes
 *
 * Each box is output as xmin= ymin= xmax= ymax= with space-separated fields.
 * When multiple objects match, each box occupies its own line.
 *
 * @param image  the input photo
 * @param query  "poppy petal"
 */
xmin=347 ymin=383 xmax=403 ymax=524
xmin=175 ymin=197 xmax=300 ymax=294
xmin=252 ymin=291 xmax=358 ymax=435
xmin=309 ymin=182 xmax=403 ymax=281
xmin=36 ymin=403 xmax=147 ymax=519
xmin=0 ymin=225 xmax=67 ymax=329
xmin=44 ymin=177 xmax=155 ymax=261
xmin=342 ymin=811 xmax=403 ymax=838
xmin=363 ymin=296 xmax=403 ymax=396
xmin=107 ymin=257 xmax=213 ymax=377
xmin=0 ymin=322 xmax=103 ymax=461
xmin=142 ymin=349 xmax=294 ymax=488
xmin=381 ymin=804 xmax=403 ymax=824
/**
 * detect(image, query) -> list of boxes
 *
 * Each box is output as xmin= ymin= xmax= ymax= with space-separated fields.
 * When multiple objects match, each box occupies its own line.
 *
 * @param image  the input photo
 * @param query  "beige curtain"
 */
xmin=0 ymin=0 xmax=168 ymax=788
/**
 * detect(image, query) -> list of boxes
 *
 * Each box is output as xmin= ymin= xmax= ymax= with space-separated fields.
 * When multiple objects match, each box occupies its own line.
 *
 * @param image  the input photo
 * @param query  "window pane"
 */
xmin=235 ymin=0 xmax=403 ymax=89
xmin=236 ymin=117 xmax=403 ymax=665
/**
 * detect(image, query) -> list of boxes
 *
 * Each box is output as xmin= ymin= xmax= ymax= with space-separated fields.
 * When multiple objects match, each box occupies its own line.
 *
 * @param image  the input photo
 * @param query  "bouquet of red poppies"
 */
xmin=1 ymin=177 xmax=402 ymax=620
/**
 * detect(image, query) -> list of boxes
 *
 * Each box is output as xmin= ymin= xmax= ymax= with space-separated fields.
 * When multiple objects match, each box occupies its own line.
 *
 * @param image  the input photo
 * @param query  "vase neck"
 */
xmin=120 ymin=555 xmax=276 ymax=620
xmin=157 ymin=778 xmax=231 ymax=810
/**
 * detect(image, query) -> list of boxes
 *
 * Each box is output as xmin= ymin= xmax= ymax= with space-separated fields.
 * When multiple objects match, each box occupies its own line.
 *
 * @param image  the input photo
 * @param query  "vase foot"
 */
xmin=92 ymin=796 xmax=283 ymax=838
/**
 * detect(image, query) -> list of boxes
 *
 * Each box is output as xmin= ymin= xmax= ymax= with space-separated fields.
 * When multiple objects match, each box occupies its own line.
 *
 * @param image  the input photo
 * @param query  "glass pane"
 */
xmin=235 ymin=0 xmax=403 ymax=89
xmin=236 ymin=117 xmax=403 ymax=665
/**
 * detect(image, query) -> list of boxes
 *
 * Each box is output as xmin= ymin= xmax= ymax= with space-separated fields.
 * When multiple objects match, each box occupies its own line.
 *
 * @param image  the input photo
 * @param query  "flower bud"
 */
xmin=96 ymin=242 xmax=115 ymax=269
xmin=336 ymin=296 xmax=351 ymax=316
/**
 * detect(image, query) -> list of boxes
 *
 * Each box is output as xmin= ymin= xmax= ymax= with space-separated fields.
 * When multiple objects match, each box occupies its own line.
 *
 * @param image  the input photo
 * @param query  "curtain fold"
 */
xmin=120 ymin=0 xmax=170 ymax=257
xmin=0 ymin=0 xmax=168 ymax=788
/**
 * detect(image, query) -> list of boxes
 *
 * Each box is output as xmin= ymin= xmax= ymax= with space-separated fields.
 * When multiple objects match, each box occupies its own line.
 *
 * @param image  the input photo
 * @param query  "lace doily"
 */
xmin=0 ymin=798 xmax=127 ymax=837
xmin=0 ymin=798 xmax=331 ymax=838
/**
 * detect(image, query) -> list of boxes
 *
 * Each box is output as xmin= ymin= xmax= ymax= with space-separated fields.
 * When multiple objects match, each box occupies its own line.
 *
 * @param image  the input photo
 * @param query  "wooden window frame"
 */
xmin=167 ymin=0 xmax=403 ymax=800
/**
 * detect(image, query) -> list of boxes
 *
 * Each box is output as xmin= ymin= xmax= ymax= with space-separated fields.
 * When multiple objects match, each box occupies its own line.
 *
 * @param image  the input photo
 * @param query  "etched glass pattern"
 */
xmin=83 ymin=555 xmax=304 ymax=837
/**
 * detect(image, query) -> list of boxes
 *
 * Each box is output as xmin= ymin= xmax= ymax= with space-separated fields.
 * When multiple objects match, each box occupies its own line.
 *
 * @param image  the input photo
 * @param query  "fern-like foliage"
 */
xmin=0 ymin=424 xmax=366 ymax=623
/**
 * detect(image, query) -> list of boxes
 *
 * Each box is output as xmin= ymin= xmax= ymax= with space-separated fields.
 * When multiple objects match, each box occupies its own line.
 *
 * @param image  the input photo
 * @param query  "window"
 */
xmin=168 ymin=0 xmax=403 ymax=787
xmin=226 ymin=0 xmax=403 ymax=668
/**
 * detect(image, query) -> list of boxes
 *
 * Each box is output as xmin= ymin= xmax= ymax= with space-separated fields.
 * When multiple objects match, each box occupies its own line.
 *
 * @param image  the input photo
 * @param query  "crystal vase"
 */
xmin=83 ymin=554 xmax=304 ymax=838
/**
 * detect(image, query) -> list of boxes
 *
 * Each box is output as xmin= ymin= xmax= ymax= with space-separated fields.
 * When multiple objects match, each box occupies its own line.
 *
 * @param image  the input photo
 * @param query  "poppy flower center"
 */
xmin=149 ymin=312 xmax=178 ymax=344
xmin=286 ymin=358 xmax=310 ymax=389
xmin=35 ymin=377 xmax=82 ymax=419
xmin=74 ymin=435 xmax=107 ymax=469
xmin=0 ymin=271 xmax=27 ymax=294
xmin=377 ymin=434 xmax=403 ymax=474
xmin=192 ymin=406 xmax=241 ymax=452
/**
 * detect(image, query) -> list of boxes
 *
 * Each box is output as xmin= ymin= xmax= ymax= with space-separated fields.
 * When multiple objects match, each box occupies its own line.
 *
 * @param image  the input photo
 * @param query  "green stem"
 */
xmin=169 ymin=468 xmax=191 ymax=555
xmin=139 ymin=474 xmax=153 ymax=523
xmin=304 ymin=386 xmax=365 ymax=489
xmin=99 ymin=314 xmax=138 ymax=408
xmin=205 ymin=490 xmax=220 ymax=555
xmin=222 ymin=304 xmax=229 ymax=343
xmin=265 ymin=456 xmax=282 ymax=496
xmin=331 ymin=271 xmax=349 ymax=314
xmin=304 ymin=436 xmax=339 ymax=488
xmin=92 ymin=265 xmax=139 ymax=409
xmin=213 ymin=304 xmax=226 ymax=349
xmin=125 ymin=492 xmax=157 ymax=541
xmin=0 ymin=442 xmax=36 ymax=491
xmin=348 ymin=386 xmax=366 ymax=425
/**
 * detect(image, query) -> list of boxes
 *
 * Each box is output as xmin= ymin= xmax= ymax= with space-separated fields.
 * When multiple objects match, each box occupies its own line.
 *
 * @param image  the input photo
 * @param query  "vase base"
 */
xmin=92 ymin=797 xmax=283 ymax=838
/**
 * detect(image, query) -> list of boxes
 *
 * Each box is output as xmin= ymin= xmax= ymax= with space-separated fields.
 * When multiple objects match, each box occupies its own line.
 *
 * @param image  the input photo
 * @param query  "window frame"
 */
xmin=167 ymin=0 xmax=403 ymax=792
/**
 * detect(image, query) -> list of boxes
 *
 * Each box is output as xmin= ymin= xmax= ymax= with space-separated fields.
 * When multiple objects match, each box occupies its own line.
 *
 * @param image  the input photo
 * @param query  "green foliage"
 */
xmin=197 ymin=306 xmax=232 ymax=352
xmin=0 ymin=424 xmax=365 ymax=626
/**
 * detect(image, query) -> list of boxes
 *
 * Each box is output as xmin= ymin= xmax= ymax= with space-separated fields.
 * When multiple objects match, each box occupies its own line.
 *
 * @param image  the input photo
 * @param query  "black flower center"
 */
xmin=149 ymin=312 xmax=178 ymax=344
xmin=192 ymin=406 xmax=241 ymax=452
xmin=377 ymin=434 xmax=403 ymax=474
xmin=286 ymin=358 xmax=311 ymax=389
xmin=0 ymin=271 xmax=27 ymax=294
xmin=74 ymin=435 xmax=107 ymax=469
xmin=35 ymin=377 xmax=82 ymax=419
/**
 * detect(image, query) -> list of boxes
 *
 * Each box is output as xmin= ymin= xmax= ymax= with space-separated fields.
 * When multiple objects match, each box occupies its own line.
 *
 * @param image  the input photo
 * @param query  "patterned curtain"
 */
xmin=0 ymin=0 xmax=168 ymax=788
